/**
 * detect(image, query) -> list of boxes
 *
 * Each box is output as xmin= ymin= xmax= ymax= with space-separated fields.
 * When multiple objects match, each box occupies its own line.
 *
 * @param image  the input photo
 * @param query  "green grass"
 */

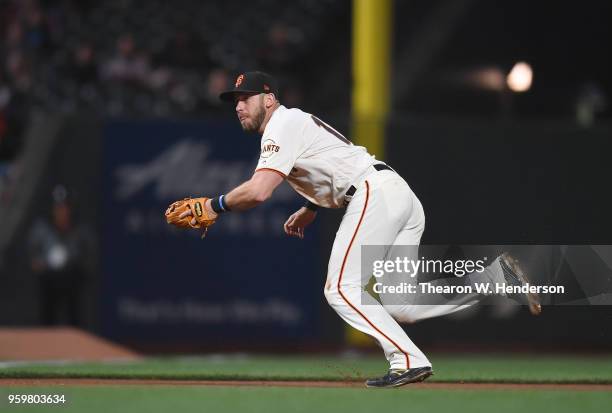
xmin=1 ymin=354 xmax=612 ymax=384
xmin=2 ymin=355 xmax=611 ymax=413
xmin=1 ymin=386 xmax=611 ymax=413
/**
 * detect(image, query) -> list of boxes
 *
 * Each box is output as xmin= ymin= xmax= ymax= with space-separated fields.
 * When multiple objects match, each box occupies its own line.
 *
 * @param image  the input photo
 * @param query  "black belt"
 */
xmin=345 ymin=164 xmax=394 ymax=199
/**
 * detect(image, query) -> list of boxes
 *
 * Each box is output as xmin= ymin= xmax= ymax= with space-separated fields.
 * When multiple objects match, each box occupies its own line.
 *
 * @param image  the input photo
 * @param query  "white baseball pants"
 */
xmin=323 ymin=169 xmax=499 ymax=370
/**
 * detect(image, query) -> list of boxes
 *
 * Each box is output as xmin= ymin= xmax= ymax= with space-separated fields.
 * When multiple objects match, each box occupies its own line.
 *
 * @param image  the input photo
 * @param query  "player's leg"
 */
xmin=324 ymin=172 xmax=430 ymax=370
xmin=380 ymin=216 xmax=505 ymax=323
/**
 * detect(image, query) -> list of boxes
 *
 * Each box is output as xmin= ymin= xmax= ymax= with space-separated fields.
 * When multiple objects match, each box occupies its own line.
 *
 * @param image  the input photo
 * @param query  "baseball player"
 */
xmin=165 ymin=71 xmax=540 ymax=388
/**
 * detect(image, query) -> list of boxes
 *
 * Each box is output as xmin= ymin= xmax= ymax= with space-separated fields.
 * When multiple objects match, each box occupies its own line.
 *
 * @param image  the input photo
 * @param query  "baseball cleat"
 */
xmin=365 ymin=366 xmax=433 ymax=388
xmin=499 ymin=252 xmax=542 ymax=315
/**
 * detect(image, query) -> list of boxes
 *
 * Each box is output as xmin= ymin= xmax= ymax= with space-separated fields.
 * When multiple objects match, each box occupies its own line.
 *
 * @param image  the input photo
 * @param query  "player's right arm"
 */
xmin=284 ymin=206 xmax=317 ymax=239
xmin=177 ymin=170 xmax=284 ymax=227
xmin=222 ymin=169 xmax=284 ymax=211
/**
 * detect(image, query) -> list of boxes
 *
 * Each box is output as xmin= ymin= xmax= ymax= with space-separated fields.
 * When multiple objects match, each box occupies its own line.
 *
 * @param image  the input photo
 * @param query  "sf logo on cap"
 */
xmin=235 ymin=74 xmax=244 ymax=88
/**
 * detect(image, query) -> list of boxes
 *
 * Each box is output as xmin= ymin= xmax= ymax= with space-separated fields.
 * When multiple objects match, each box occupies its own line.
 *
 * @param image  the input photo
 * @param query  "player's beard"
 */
xmin=241 ymin=98 xmax=266 ymax=133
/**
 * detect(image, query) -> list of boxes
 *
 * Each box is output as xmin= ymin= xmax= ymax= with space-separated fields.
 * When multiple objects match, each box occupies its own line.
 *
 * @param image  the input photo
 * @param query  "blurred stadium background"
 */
xmin=1 ymin=0 xmax=612 ymax=365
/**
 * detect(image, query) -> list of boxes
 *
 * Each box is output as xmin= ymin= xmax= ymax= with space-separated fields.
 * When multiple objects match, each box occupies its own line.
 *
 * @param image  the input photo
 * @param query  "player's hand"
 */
xmin=177 ymin=198 xmax=218 ymax=226
xmin=284 ymin=207 xmax=316 ymax=239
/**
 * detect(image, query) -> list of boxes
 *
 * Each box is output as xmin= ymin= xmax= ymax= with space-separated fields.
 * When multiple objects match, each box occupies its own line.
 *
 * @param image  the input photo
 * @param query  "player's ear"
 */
xmin=264 ymin=93 xmax=277 ymax=109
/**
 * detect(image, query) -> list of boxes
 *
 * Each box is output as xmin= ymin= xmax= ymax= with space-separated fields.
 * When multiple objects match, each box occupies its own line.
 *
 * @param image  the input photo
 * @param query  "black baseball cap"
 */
xmin=219 ymin=71 xmax=279 ymax=102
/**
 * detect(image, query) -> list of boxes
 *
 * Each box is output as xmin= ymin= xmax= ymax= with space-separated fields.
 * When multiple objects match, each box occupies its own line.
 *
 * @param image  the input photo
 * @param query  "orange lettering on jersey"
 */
xmin=235 ymin=74 xmax=245 ymax=87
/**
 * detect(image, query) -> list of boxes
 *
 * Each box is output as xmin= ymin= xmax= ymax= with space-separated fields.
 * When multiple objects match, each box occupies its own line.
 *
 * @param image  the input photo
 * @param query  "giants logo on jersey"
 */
xmin=260 ymin=139 xmax=280 ymax=158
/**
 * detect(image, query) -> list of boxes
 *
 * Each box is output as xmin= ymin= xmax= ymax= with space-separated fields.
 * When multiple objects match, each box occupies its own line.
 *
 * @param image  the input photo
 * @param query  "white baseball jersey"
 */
xmin=255 ymin=105 xmax=378 ymax=208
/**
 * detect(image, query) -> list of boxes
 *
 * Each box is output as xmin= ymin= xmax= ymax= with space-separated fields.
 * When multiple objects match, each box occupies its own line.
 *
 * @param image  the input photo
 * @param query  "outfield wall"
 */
xmin=1 ymin=114 xmax=611 ymax=351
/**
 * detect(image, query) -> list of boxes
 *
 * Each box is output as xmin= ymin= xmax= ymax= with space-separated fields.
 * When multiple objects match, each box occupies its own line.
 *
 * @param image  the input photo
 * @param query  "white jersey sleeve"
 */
xmin=255 ymin=109 xmax=307 ymax=177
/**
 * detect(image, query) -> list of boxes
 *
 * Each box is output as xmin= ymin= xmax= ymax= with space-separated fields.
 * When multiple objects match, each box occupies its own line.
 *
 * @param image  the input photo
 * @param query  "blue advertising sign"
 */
xmin=100 ymin=119 xmax=320 ymax=343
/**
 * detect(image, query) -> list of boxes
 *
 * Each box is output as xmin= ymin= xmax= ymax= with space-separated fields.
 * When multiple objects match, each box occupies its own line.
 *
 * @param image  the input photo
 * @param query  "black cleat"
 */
xmin=499 ymin=252 xmax=542 ymax=315
xmin=365 ymin=366 xmax=433 ymax=388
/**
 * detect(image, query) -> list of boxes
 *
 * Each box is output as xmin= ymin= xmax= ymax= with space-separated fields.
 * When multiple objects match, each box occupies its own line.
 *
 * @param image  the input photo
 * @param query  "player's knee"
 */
xmin=384 ymin=305 xmax=418 ymax=324
xmin=325 ymin=279 xmax=364 ymax=309
xmin=324 ymin=284 xmax=340 ymax=307
xmin=396 ymin=314 xmax=418 ymax=324
xmin=415 ymin=203 xmax=426 ymax=232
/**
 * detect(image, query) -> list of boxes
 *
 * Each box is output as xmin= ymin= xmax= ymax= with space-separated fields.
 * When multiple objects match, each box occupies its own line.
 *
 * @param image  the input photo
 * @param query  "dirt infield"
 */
xmin=1 ymin=378 xmax=611 ymax=391
xmin=0 ymin=328 xmax=140 ymax=362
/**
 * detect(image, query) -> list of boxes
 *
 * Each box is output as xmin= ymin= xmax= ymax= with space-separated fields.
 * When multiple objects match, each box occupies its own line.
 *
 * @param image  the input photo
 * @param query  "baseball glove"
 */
xmin=165 ymin=197 xmax=216 ymax=235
